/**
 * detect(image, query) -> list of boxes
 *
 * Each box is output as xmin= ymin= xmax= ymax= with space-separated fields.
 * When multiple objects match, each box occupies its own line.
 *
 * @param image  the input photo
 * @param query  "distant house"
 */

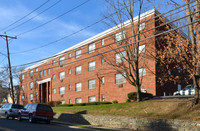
xmin=7 ymin=85 xmax=20 ymax=104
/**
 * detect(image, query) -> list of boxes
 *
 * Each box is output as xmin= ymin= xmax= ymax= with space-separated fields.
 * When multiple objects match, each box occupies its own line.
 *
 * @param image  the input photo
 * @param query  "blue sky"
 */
xmin=0 ymin=0 xmax=185 ymax=72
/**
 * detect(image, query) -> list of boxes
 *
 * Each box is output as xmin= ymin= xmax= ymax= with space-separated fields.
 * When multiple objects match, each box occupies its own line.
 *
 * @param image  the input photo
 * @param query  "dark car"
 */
xmin=0 ymin=103 xmax=24 ymax=119
xmin=18 ymin=103 xmax=53 ymax=124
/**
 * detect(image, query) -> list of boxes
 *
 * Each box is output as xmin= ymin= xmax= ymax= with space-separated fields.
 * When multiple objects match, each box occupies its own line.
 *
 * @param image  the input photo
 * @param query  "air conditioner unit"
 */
xmin=60 ymin=79 xmax=63 ymax=82
xmin=60 ymin=65 xmax=63 ymax=67
xmin=118 ymin=84 xmax=123 ymax=88
xmin=117 ymin=42 xmax=122 ymax=45
xmin=60 ymin=94 xmax=63 ymax=97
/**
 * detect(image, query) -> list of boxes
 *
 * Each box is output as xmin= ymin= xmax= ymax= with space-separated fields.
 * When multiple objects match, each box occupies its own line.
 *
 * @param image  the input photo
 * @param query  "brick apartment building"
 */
xmin=19 ymin=9 xmax=187 ymax=105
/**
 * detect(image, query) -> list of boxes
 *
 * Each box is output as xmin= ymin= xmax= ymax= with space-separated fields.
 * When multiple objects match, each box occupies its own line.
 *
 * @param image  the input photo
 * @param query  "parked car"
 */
xmin=18 ymin=103 xmax=53 ymax=124
xmin=0 ymin=103 xmax=24 ymax=119
xmin=173 ymin=85 xmax=194 ymax=96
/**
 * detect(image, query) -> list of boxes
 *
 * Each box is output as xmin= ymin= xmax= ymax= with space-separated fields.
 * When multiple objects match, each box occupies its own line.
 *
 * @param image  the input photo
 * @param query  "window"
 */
xmin=48 ymin=69 xmax=50 ymax=75
xmin=101 ymin=58 xmax=105 ymax=65
xmin=115 ymin=73 xmax=126 ymax=84
xmin=30 ymin=94 xmax=33 ymax=101
xmin=59 ymin=56 xmax=65 ymax=65
xmin=75 ymin=98 xmax=82 ymax=103
xmin=35 ymin=80 xmax=38 ymax=85
xmin=52 ymin=60 xmax=56 ymax=66
xmin=102 ymin=94 xmax=105 ymax=101
xmin=69 ymin=99 xmax=71 ymax=104
xmin=88 ymin=79 xmax=95 ymax=89
xmin=30 ymin=70 xmax=33 ymax=77
xmin=88 ymin=96 xmax=96 ymax=102
xmin=22 ymin=85 xmax=24 ymax=91
xmin=139 ymin=44 xmax=145 ymax=53
xmin=40 ymin=71 xmax=42 ymax=77
xmin=59 ymin=87 xmax=65 ymax=95
xmin=75 ymin=49 xmax=81 ymax=58
xmin=88 ymin=61 xmax=95 ymax=71
xmin=69 ymin=85 xmax=71 ymax=91
xmin=115 ymin=31 xmax=126 ymax=42
xmin=139 ymin=68 xmax=146 ymax=77
xmin=75 ymin=66 xmax=81 ymax=75
xmin=76 ymin=83 xmax=82 ymax=91
xmin=59 ymin=71 xmax=65 ymax=80
xmin=53 ymin=88 xmax=56 ymax=94
xmin=35 ymin=68 xmax=38 ymax=72
xmin=44 ymin=70 xmax=46 ymax=77
xmin=68 ymin=53 xmax=71 ymax=58
xmin=21 ymin=96 xmax=24 ymax=101
xmin=36 ymin=93 xmax=38 ymax=97
xmin=53 ymin=74 xmax=56 ymax=79
xmin=30 ymin=82 xmax=33 ymax=89
xmin=22 ymin=74 xmax=24 ymax=80
xmin=69 ymin=69 xmax=71 ymax=74
xmin=139 ymin=23 xmax=145 ymax=31
xmin=101 ymin=77 xmax=105 ymax=84
xmin=88 ymin=43 xmax=95 ymax=53
xmin=115 ymin=51 xmax=126 ymax=63
xmin=101 ymin=39 xmax=104 ymax=45
xmin=61 ymin=101 xmax=65 ymax=104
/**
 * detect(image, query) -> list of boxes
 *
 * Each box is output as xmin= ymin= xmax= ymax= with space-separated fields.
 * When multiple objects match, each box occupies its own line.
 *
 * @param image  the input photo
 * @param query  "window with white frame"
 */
xmin=88 ymin=43 xmax=95 ymax=53
xmin=139 ymin=23 xmax=145 ymax=31
xmin=30 ymin=94 xmax=33 ymax=101
xmin=21 ymin=96 xmax=24 ymax=101
xmin=75 ymin=66 xmax=81 ymax=75
xmin=53 ymin=74 xmax=56 ymax=79
xmin=36 ymin=80 xmax=38 ymax=85
xmin=102 ymin=94 xmax=105 ymax=101
xmin=88 ymin=61 xmax=95 ymax=71
xmin=139 ymin=44 xmax=145 ymax=53
xmin=88 ymin=96 xmax=96 ymax=102
xmin=36 ymin=93 xmax=38 ymax=97
xmin=52 ymin=60 xmax=56 ymax=65
xmin=40 ymin=71 xmax=42 ymax=77
xmin=22 ymin=74 xmax=24 ymax=80
xmin=59 ymin=87 xmax=65 ymax=95
xmin=44 ymin=70 xmax=46 ymax=77
xmin=115 ymin=73 xmax=126 ymax=84
xmin=30 ymin=82 xmax=33 ymax=89
xmin=101 ymin=39 xmax=104 ymax=45
xmin=101 ymin=58 xmax=105 ymax=65
xmin=69 ymin=99 xmax=71 ymax=104
xmin=76 ymin=83 xmax=82 ymax=91
xmin=53 ymin=88 xmax=56 ymax=94
xmin=88 ymin=79 xmax=95 ymax=89
xmin=59 ymin=71 xmax=65 ymax=80
xmin=61 ymin=101 xmax=65 ymax=104
xmin=68 ymin=53 xmax=71 ymax=58
xmin=69 ymin=85 xmax=71 ymax=91
xmin=69 ymin=69 xmax=71 ymax=74
xmin=48 ymin=68 xmax=50 ymax=75
xmin=75 ymin=49 xmax=81 ymax=58
xmin=101 ymin=77 xmax=105 ymax=84
xmin=115 ymin=31 xmax=126 ymax=42
xmin=59 ymin=56 xmax=65 ymax=65
xmin=75 ymin=98 xmax=82 ymax=103
xmin=139 ymin=68 xmax=146 ymax=77
xmin=30 ymin=70 xmax=33 ymax=77
xmin=115 ymin=51 xmax=126 ymax=63
xmin=22 ymin=85 xmax=24 ymax=91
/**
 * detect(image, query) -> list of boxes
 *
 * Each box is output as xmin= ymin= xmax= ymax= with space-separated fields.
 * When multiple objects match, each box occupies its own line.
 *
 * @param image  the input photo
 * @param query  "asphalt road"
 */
xmin=0 ymin=118 xmax=94 ymax=131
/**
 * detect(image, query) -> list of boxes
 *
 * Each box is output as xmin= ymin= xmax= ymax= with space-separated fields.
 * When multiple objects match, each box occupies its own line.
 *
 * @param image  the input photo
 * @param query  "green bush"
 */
xmin=112 ymin=100 xmax=118 ymax=104
xmin=126 ymin=99 xmax=131 ymax=103
xmin=128 ymin=92 xmax=153 ymax=101
xmin=45 ymin=101 xmax=61 ymax=107
xmin=73 ymin=103 xmax=86 ymax=106
xmin=59 ymin=104 xmax=73 ymax=107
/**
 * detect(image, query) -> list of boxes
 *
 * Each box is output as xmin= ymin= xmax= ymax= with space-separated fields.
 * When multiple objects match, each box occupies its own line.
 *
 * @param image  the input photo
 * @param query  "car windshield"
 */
xmin=37 ymin=104 xmax=53 ymax=112
xmin=12 ymin=104 xmax=24 ymax=109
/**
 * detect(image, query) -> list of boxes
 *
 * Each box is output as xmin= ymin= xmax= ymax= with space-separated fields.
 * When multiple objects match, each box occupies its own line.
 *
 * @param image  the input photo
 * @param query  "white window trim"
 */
xmin=88 ymin=43 xmax=95 ymax=53
xmin=75 ymin=66 xmax=81 ymax=75
xmin=89 ymin=79 xmax=95 ymax=89
xmin=139 ymin=44 xmax=145 ymax=53
xmin=76 ymin=49 xmax=81 ymax=58
xmin=59 ymin=71 xmax=65 ymax=80
xmin=88 ymin=61 xmax=95 ymax=71
xmin=59 ymin=87 xmax=65 ymax=95
xmin=115 ymin=51 xmax=126 ymax=63
xmin=76 ymin=98 xmax=82 ymax=103
xmin=115 ymin=31 xmax=126 ymax=42
xmin=88 ymin=96 xmax=96 ymax=102
xmin=115 ymin=73 xmax=126 ymax=84
xmin=139 ymin=68 xmax=146 ymax=77
xmin=76 ymin=83 xmax=82 ymax=91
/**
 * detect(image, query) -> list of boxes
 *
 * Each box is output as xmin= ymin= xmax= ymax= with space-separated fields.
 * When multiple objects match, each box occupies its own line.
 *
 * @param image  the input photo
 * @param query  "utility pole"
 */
xmin=0 ymin=34 xmax=17 ymax=104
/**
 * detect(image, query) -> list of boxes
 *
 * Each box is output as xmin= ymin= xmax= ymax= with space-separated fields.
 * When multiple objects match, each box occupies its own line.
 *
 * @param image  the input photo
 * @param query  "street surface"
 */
xmin=0 ymin=118 xmax=94 ymax=131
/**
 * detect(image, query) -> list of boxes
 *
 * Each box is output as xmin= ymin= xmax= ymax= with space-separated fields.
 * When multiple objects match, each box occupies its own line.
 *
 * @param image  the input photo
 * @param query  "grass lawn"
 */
xmin=52 ymin=98 xmax=200 ymax=120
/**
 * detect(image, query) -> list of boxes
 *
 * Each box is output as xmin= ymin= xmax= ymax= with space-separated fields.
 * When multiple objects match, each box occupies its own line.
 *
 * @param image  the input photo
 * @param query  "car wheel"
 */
xmin=29 ymin=115 xmax=35 ymax=123
xmin=18 ymin=114 xmax=21 ymax=121
xmin=5 ymin=113 xmax=9 ymax=119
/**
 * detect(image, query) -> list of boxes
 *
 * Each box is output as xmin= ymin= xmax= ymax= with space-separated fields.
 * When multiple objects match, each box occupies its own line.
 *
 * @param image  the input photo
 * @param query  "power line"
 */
xmin=5 ymin=0 xmax=62 ymax=32
xmin=15 ymin=0 xmax=90 ymax=37
xmin=11 ymin=0 xmax=195 ymax=55
xmin=1 ymin=0 xmax=50 ymax=31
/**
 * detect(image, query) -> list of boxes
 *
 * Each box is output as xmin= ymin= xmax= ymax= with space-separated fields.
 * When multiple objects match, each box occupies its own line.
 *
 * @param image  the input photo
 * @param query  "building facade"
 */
xmin=19 ymin=9 xmax=186 ymax=105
